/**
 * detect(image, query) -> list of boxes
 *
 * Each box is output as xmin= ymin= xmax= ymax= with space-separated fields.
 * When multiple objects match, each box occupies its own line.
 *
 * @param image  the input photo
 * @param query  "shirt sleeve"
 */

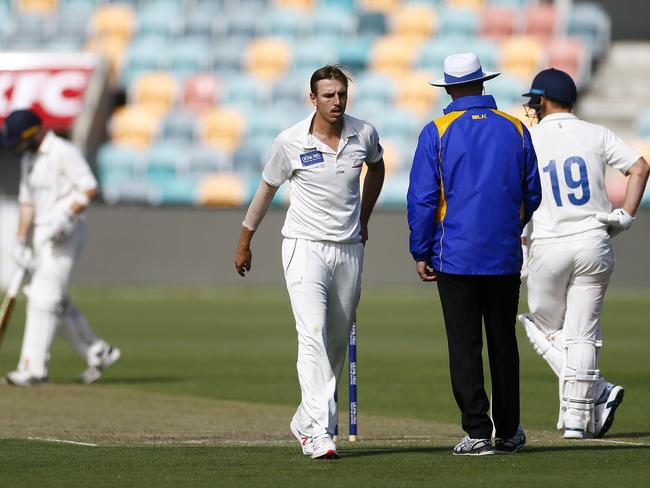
xmin=603 ymin=127 xmax=642 ymax=174
xmin=17 ymin=158 xmax=33 ymax=205
xmin=364 ymin=123 xmax=384 ymax=164
xmin=61 ymin=144 xmax=98 ymax=191
xmin=407 ymin=124 xmax=440 ymax=262
xmin=261 ymin=136 xmax=292 ymax=187
xmin=521 ymin=126 xmax=542 ymax=227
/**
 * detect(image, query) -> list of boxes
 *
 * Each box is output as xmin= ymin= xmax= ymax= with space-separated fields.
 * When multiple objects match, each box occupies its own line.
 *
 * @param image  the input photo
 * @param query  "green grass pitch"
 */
xmin=0 ymin=285 xmax=649 ymax=487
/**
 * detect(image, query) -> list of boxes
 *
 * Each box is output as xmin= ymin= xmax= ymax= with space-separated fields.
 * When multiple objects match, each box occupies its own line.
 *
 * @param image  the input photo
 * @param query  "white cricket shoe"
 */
xmin=289 ymin=419 xmax=313 ymax=456
xmin=452 ymin=435 xmax=494 ymax=456
xmin=311 ymin=434 xmax=338 ymax=459
xmin=563 ymin=427 xmax=587 ymax=440
xmin=5 ymin=370 xmax=48 ymax=386
xmin=593 ymin=383 xmax=624 ymax=438
xmin=80 ymin=341 xmax=121 ymax=384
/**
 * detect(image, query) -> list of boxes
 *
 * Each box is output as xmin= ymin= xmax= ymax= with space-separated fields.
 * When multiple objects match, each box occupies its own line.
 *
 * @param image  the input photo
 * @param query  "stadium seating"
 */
xmin=480 ymin=6 xmax=517 ymax=40
xmin=0 ymin=0 xmax=604 ymax=207
xmin=392 ymin=4 xmax=437 ymax=40
xmin=183 ymin=74 xmax=220 ymax=114
xmin=200 ymin=107 xmax=247 ymax=153
xmin=245 ymin=37 xmax=292 ymax=81
xmin=197 ymin=172 xmax=247 ymax=207
xmin=499 ymin=35 xmax=544 ymax=81
xmin=130 ymin=72 xmax=177 ymax=114
xmin=524 ymin=4 xmax=558 ymax=42
xmin=110 ymin=105 xmax=160 ymax=150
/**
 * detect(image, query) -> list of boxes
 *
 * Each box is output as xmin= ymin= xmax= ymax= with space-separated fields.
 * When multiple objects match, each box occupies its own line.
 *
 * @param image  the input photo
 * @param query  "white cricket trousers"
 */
xmin=526 ymin=234 xmax=613 ymax=430
xmin=17 ymin=222 xmax=99 ymax=377
xmin=282 ymin=238 xmax=363 ymax=439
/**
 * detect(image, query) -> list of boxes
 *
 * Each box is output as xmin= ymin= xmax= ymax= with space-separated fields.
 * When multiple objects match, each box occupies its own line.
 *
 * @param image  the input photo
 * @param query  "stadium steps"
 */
xmin=577 ymin=41 xmax=650 ymax=139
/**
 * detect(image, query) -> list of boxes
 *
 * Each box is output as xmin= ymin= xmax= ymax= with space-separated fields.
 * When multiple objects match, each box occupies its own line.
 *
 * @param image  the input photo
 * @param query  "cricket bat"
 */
xmin=0 ymin=267 xmax=27 ymax=350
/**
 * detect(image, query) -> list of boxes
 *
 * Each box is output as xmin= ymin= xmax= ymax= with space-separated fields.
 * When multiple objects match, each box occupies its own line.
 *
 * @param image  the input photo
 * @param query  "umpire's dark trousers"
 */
xmin=436 ymin=272 xmax=521 ymax=440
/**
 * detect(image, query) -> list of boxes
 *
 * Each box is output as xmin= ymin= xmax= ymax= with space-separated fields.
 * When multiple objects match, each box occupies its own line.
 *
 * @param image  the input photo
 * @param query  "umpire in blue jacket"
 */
xmin=407 ymin=53 xmax=542 ymax=455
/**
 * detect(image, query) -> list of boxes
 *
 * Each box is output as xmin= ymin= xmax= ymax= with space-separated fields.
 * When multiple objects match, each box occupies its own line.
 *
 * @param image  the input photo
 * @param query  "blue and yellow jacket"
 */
xmin=407 ymin=95 xmax=541 ymax=275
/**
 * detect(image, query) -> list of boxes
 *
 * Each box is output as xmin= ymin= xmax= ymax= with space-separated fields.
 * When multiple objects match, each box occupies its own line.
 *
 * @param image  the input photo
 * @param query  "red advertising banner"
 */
xmin=0 ymin=53 xmax=102 ymax=131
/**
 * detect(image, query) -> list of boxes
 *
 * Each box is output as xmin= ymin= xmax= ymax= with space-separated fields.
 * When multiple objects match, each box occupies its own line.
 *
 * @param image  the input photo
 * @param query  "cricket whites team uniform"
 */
xmin=11 ymin=131 xmax=119 ymax=384
xmin=523 ymin=113 xmax=641 ymax=435
xmin=262 ymin=113 xmax=383 ymax=442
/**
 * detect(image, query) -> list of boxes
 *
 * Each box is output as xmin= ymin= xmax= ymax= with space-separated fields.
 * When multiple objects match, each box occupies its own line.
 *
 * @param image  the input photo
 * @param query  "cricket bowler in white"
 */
xmin=235 ymin=66 xmax=385 ymax=459
xmin=2 ymin=109 xmax=121 ymax=386
xmin=520 ymin=69 xmax=649 ymax=439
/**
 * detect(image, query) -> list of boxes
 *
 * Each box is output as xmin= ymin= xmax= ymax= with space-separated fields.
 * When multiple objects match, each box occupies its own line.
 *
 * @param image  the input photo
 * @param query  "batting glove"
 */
xmin=43 ymin=209 xmax=76 ymax=242
xmin=595 ymin=208 xmax=634 ymax=238
xmin=12 ymin=243 xmax=34 ymax=271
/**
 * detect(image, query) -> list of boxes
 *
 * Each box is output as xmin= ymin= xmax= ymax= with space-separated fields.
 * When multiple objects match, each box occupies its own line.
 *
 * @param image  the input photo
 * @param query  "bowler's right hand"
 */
xmin=235 ymin=246 xmax=252 ymax=277
xmin=416 ymin=261 xmax=437 ymax=282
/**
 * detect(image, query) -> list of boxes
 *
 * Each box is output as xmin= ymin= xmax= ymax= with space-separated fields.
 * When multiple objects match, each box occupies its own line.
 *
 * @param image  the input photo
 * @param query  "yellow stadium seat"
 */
xmin=131 ymin=73 xmax=178 ymax=115
xmin=500 ymin=36 xmax=544 ymax=82
xmin=198 ymin=172 xmax=246 ymax=207
xmin=631 ymin=139 xmax=650 ymax=161
xmin=246 ymin=38 xmax=292 ymax=82
xmin=392 ymin=4 xmax=437 ymax=40
xmin=273 ymin=0 xmax=315 ymax=11
xmin=200 ymin=107 xmax=246 ymax=153
xmin=394 ymin=71 xmax=440 ymax=118
xmin=361 ymin=0 xmax=400 ymax=13
xmin=85 ymin=36 xmax=129 ymax=82
xmin=447 ymin=0 xmax=485 ymax=11
xmin=371 ymin=36 xmax=421 ymax=78
xmin=110 ymin=105 xmax=160 ymax=150
xmin=18 ymin=0 xmax=58 ymax=15
xmin=90 ymin=4 xmax=135 ymax=43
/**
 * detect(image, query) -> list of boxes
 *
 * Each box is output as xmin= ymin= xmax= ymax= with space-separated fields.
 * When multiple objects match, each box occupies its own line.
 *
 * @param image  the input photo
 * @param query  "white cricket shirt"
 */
xmin=529 ymin=113 xmax=640 ymax=240
xmin=262 ymin=113 xmax=383 ymax=243
xmin=18 ymin=131 xmax=98 ymax=226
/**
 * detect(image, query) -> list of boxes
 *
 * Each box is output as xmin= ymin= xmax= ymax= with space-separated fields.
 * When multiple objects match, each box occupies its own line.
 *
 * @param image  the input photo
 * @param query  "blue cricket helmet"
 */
xmin=2 ymin=109 xmax=42 ymax=149
xmin=523 ymin=68 xmax=577 ymax=105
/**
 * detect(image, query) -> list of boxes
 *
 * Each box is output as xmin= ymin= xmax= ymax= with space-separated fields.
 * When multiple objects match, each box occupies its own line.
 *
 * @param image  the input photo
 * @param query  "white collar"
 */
xmin=539 ymin=112 xmax=578 ymax=124
xmin=301 ymin=113 xmax=358 ymax=149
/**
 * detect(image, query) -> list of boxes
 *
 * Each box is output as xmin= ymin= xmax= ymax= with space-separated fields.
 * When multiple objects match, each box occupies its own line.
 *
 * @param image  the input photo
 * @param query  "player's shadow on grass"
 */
xmin=94 ymin=376 xmax=188 ymax=385
xmin=526 ymin=444 xmax=649 ymax=454
xmin=609 ymin=432 xmax=650 ymax=439
xmin=339 ymin=446 xmax=450 ymax=458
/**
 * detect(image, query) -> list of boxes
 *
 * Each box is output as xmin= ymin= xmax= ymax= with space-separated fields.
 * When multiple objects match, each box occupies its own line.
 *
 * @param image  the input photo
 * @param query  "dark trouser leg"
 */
xmin=481 ymin=274 xmax=521 ymax=439
xmin=437 ymin=272 xmax=492 ymax=439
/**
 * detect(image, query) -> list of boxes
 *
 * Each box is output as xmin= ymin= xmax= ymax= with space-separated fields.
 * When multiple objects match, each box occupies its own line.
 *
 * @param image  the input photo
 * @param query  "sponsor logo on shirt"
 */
xmin=300 ymin=151 xmax=325 ymax=166
xmin=472 ymin=114 xmax=487 ymax=120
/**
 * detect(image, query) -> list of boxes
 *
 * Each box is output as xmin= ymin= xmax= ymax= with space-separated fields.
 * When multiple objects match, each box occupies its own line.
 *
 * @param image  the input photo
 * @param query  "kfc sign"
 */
xmin=0 ymin=53 xmax=103 ymax=131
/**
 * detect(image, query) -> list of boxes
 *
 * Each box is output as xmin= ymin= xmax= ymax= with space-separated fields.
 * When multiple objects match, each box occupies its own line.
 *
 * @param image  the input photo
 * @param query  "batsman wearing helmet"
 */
xmin=1 ymin=109 xmax=120 ymax=386
xmin=520 ymin=69 xmax=649 ymax=439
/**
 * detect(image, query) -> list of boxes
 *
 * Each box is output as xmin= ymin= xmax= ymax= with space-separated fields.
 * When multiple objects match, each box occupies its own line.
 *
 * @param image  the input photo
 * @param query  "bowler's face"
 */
xmin=310 ymin=78 xmax=347 ymax=124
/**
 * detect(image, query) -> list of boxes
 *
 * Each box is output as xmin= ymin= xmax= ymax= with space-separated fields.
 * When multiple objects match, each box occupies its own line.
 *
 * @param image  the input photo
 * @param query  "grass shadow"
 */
xmin=93 ymin=377 xmax=188 ymax=385
xmin=608 ymin=432 xmax=650 ymax=439
xmin=339 ymin=446 xmax=451 ymax=458
xmin=525 ymin=444 xmax=649 ymax=454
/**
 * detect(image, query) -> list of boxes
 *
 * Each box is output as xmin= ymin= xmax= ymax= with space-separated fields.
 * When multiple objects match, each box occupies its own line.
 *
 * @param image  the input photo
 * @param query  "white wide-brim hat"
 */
xmin=429 ymin=52 xmax=500 ymax=87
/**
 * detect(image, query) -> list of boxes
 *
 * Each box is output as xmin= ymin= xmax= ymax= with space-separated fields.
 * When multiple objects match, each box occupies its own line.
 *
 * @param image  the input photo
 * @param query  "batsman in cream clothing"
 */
xmin=235 ymin=66 xmax=385 ymax=459
xmin=2 ymin=109 xmax=121 ymax=386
